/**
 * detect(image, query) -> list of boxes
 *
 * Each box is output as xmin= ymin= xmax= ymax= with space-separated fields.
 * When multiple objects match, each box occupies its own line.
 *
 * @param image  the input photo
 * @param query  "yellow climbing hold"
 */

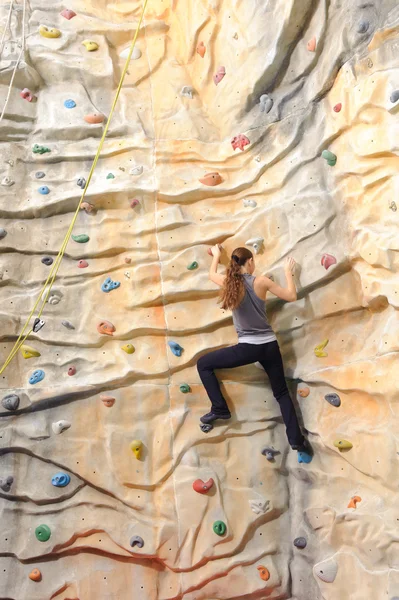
xmin=82 ymin=40 xmax=99 ymax=52
xmin=20 ymin=345 xmax=41 ymax=359
xmin=334 ymin=439 xmax=353 ymax=451
xmin=314 ymin=338 xmax=329 ymax=357
xmin=130 ymin=440 xmax=142 ymax=459
xmin=122 ymin=344 xmax=135 ymax=354
xmin=39 ymin=25 xmax=61 ymax=38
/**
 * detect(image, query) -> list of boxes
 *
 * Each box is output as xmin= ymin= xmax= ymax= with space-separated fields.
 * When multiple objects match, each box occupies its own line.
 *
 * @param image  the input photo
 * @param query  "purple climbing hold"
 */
xmin=390 ymin=91 xmax=399 ymax=104
xmin=357 ymin=21 xmax=369 ymax=34
xmin=35 ymin=171 xmax=45 ymax=179
xmin=130 ymin=535 xmax=144 ymax=548
xmin=294 ymin=537 xmax=307 ymax=549
xmin=325 ymin=393 xmax=341 ymax=407
xmin=41 ymin=257 xmax=53 ymax=266
xmin=0 ymin=475 xmax=13 ymax=492
xmin=261 ymin=446 xmax=280 ymax=461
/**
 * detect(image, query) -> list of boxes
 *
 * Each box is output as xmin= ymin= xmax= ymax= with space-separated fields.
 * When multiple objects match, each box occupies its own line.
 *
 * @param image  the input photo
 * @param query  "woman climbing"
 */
xmin=197 ymin=245 xmax=310 ymax=454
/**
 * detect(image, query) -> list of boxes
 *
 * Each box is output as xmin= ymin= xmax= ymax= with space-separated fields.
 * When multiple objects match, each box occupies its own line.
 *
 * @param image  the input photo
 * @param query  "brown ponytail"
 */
xmin=218 ymin=247 xmax=253 ymax=310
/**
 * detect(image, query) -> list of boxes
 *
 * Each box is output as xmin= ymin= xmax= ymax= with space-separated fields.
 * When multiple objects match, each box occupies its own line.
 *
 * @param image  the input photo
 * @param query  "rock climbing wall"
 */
xmin=1 ymin=0 xmax=399 ymax=598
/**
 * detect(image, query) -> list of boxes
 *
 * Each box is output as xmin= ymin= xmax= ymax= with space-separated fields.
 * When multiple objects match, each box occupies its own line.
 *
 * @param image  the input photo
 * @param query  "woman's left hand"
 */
xmin=210 ymin=244 xmax=221 ymax=259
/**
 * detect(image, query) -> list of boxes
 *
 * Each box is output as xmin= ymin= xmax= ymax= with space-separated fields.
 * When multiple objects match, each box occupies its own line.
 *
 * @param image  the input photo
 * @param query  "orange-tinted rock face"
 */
xmin=0 ymin=1 xmax=398 ymax=600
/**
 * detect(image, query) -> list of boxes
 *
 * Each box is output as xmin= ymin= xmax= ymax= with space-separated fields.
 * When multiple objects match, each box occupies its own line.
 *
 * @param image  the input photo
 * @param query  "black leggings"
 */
xmin=197 ymin=340 xmax=304 ymax=447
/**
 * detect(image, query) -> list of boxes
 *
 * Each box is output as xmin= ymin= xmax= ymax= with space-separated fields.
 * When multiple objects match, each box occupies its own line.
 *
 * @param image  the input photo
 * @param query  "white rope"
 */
xmin=0 ymin=0 xmax=26 ymax=125
xmin=0 ymin=1 xmax=14 ymax=58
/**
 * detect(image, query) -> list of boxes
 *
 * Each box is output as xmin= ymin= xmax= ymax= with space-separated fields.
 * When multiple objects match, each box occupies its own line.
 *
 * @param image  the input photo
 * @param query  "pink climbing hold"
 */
xmin=20 ymin=88 xmax=35 ymax=102
xmin=231 ymin=134 xmax=250 ymax=152
xmin=199 ymin=172 xmax=223 ymax=186
xmin=193 ymin=478 xmax=214 ymax=494
xmin=80 ymin=202 xmax=95 ymax=213
xmin=213 ymin=66 xmax=226 ymax=86
xmin=307 ymin=37 xmax=316 ymax=52
xmin=321 ymin=253 xmax=337 ymax=270
xmin=333 ymin=103 xmax=342 ymax=113
xmin=130 ymin=199 xmax=140 ymax=208
xmin=77 ymin=259 xmax=88 ymax=268
xmin=60 ymin=8 xmax=76 ymax=19
xmin=68 ymin=366 xmax=76 ymax=376
xmin=124 ymin=257 xmax=132 ymax=264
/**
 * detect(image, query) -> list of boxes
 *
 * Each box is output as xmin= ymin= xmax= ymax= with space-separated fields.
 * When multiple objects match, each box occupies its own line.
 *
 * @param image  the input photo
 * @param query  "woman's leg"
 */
xmin=197 ymin=344 xmax=260 ymax=416
xmin=259 ymin=341 xmax=305 ymax=448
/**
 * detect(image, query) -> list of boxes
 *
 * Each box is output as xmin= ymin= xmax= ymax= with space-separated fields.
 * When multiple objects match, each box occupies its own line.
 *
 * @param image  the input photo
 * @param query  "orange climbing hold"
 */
xmin=348 ymin=495 xmax=361 ymax=509
xmin=298 ymin=387 xmax=310 ymax=398
xmin=307 ymin=37 xmax=316 ymax=52
xmin=196 ymin=41 xmax=206 ymax=57
xmin=84 ymin=113 xmax=105 ymax=124
xmin=97 ymin=320 xmax=116 ymax=336
xmin=257 ymin=565 xmax=270 ymax=581
xmin=199 ymin=172 xmax=223 ymax=186
xmin=101 ymin=395 xmax=115 ymax=407
xmin=29 ymin=569 xmax=42 ymax=582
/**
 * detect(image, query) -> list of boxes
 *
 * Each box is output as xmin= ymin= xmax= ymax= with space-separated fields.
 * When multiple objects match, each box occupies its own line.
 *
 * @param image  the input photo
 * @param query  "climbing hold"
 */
xmin=41 ymin=256 xmax=53 ymax=266
xmin=298 ymin=387 xmax=310 ymax=398
xmin=51 ymin=472 xmax=71 ymax=487
xmin=61 ymin=320 xmax=75 ymax=330
xmin=67 ymin=366 xmax=76 ymax=376
xmin=261 ymin=446 xmax=280 ymax=461
xmin=101 ymin=395 xmax=115 ymax=407
xmin=213 ymin=66 xmax=226 ymax=85
xmin=294 ymin=537 xmax=307 ymax=549
xmin=249 ymin=499 xmax=270 ymax=514
xmin=52 ymin=420 xmax=71 ymax=435
xmin=357 ymin=20 xmax=369 ymax=34
xmin=122 ymin=344 xmax=135 ymax=354
xmin=48 ymin=293 xmax=62 ymax=305
xmin=348 ymin=495 xmax=361 ymax=509
xmin=390 ymin=90 xmax=399 ymax=103
xmin=33 ymin=318 xmax=45 ymax=333
xmin=130 ymin=535 xmax=144 ymax=548
xmin=168 ymin=341 xmax=183 ymax=356
xmin=80 ymin=202 xmax=95 ymax=213
xmin=82 ymin=40 xmax=98 ymax=51
xmin=213 ymin=520 xmax=226 ymax=536
xmin=314 ymin=557 xmax=338 ymax=583
xmin=38 ymin=186 xmax=50 ymax=195
xmin=334 ymin=439 xmax=353 ymax=451
xmin=245 ymin=236 xmax=264 ymax=254
xmin=1 ymin=176 xmax=14 ymax=186
xmin=231 ymin=134 xmax=250 ymax=151
xmin=199 ymin=172 xmax=222 ymax=186
xmin=321 ymin=150 xmax=337 ymax=166
xmin=196 ymin=41 xmax=206 ymax=57
xmin=72 ymin=234 xmax=89 ymax=243
xmin=2 ymin=394 xmax=20 ymax=411
xmin=130 ymin=198 xmax=140 ymax=208
xmin=200 ymin=423 xmax=213 ymax=433
xmin=32 ymin=144 xmax=50 ymax=154
xmin=0 ymin=228 xmax=7 ymax=239
xmin=106 ymin=173 xmax=115 ymax=180
xmin=101 ymin=276 xmax=120 ymax=293
xmin=39 ymin=25 xmax=61 ymax=38
xmin=298 ymin=451 xmax=313 ymax=464
xmin=35 ymin=171 xmax=45 ymax=179
xmin=243 ymin=199 xmax=257 ymax=208
xmin=29 ymin=569 xmax=42 ymax=582
xmin=77 ymin=259 xmax=88 ymax=268
xmin=119 ymin=46 xmax=142 ymax=60
xmin=20 ymin=88 xmax=35 ymax=102
xmin=389 ymin=201 xmax=397 ymax=211
xmin=257 ymin=566 xmax=270 ymax=581
xmin=333 ymin=103 xmax=342 ymax=113
xmin=307 ymin=37 xmax=316 ymax=52
xmin=314 ymin=339 xmax=329 ymax=358
xmin=193 ymin=478 xmax=214 ymax=494
xmin=29 ymin=369 xmax=45 ymax=385
xmin=130 ymin=166 xmax=143 ymax=176
xmin=76 ymin=178 xmax=86 ymax=190
xmin=130 ymin=440 xmax=142 ymax=459
xmin=35 ymin=524 xmax=51 ymax=542
xmin=321 ymin=253 xmax=337 ymax=270
xmin=233 ymin=32 xmax=238 ymax=39
xmin=187 ymin=261 xmax=198 ymax=270
xmin=84 ymin=113 xmax=105 ymax=124
xmin=20 ymin=345 xmax=41 ymax=359
xmin=0 ymin=475 xmax=13 ymax=491
xmin=97 ymin=320 xmax=116 ymax=336
xmin=259 ymin=94 xmax=273 ymax=113
xmin=181 ymin=86 xmax=194 ymax=99
xmin=64 ymin=99 xmax=76 ymax=109
xmin=125 ymin=257 xmax=132 ymax=264
xmin=179 ymin=384 xmax=190 ymax=393
xmin=60 ymin=8 xmax=76 ymax=19
xmin=325 ymin=393 xmax=341 ymax=407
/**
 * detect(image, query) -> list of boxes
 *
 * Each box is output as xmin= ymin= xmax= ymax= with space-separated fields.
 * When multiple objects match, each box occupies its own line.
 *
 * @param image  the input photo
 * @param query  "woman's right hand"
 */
xmin=284 ymin=256 xmax=296 ymax=274
xmin=210 ymin=244 xmax=222 ymax=258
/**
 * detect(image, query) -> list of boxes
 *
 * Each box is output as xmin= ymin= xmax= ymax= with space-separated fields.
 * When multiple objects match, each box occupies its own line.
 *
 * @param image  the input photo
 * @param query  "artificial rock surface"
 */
xmin=0 ymin=1 xmax=398 ymax=599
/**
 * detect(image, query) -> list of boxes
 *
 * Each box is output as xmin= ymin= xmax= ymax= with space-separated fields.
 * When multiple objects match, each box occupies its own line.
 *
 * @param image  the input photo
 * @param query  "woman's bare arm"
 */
xmin=208 ymin=245 xmax=225 ymax=287
xmin=258 ymin=257 xmax=297 ymax=302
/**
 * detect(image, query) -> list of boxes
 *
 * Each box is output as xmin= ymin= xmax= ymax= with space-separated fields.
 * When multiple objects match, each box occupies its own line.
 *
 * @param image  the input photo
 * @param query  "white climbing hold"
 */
xmin=249 ymin=498 xmax=270 ymax=514
xmin=130 ymin=166 xmax=143 ymax=176
xmin=119 ymin=46 xmax=142 ymax=60
xmin=1 ymin=177 xmax=14 ymax=186
xmin=259 ymin=94 xmax=273 ymax=113
xmin=243 ymin=199 xmax=257 ymax=208
xmin=245 ymin=236 xmax=264 ymax=254
xmin=124 ymin=271 xmax=131 ymax=279
xmin=52 ymin=420 xmax=71 ymax=435
xmin=314 ymin=557 xmax=338 ymax=583
xmin=181 ymin=86 xmax=194 ymax=99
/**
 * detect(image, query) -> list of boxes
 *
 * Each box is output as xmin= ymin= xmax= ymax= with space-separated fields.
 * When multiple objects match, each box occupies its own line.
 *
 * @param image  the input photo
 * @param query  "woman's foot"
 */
xmin=291 ymin=439 xmax=313 ymax=455
xmin=200 ymin=411 xmax=231 ymax=424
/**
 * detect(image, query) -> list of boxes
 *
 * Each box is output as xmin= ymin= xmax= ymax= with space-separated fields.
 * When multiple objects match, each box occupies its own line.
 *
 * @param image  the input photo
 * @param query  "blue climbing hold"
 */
xmin=38 ymin=186 xmax=49 ymax=195
xmin=64 ymin=99 xmax=76 ymax=109
xmin=101 ymin=277 xmax=120 ymax=293
xmin=29 ymin=369 xmax=45 ymax=385
xmin=51 ymin=472 xmax=71 ymax=487
xmin=298 ymin=451 xmax=313 ymax=464
xmin=168 ymin=341 xmax=183 ymax=356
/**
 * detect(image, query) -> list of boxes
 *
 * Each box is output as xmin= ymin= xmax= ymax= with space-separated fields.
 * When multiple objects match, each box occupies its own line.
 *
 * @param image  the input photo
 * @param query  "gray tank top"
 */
xmin=232 ymin=274 xmax=276 ymax=343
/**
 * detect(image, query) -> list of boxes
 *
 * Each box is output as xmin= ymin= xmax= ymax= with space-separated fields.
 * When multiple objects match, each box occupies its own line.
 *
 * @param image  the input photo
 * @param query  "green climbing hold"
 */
xmin=187 ymin=261 xmax=198 ymax=270
xmin=106 ymin=173 xmax=115 ymax=179
xmin=321 ymin=150 xmax=337 ymax=166
xmin=213 ymin=520 xmax=226 ymax=536
xmin=179 ymin=384 xmax=191 ymax=393
xmin=72 ymin=234 xmax=90 ymax=243
xmin=35 ymin=524 xmax=51 ymax=542
xmin=32 ymin=144 xmax=51 ymax=154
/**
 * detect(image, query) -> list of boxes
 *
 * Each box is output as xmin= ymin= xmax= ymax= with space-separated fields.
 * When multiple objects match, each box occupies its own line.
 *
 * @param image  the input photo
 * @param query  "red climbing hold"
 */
xmin=130 ymin=199 xmax=140 ymax=208
xmin=20 ymin=88 xmax=35 ymax=102
xmin=193 ymin=478 xmax=214 ymax=494
xmin=321 ymin=253 xmax=337 ymax=270
xmin=68 ymin=366 xmax=76 ymax=376
xmin=199 ymin=172 xmax=223 ymax=186
xmin=333 ymin=103 xmax=342 ymax=113
xmin=231 ymin=134 xmax=250 ymax=151
xmin=77 ymin=260 xmax=88 ymax=268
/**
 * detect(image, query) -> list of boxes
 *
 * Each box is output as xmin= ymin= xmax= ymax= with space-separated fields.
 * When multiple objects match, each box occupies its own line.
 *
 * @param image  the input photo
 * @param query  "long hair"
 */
xmin=218 ymin=247 xmax=253 ymax=311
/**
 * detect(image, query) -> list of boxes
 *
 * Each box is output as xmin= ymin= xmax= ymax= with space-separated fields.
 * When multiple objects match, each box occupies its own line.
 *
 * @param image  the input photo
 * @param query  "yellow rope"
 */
xmin=0 ymin=0 xmax=149 ymax=374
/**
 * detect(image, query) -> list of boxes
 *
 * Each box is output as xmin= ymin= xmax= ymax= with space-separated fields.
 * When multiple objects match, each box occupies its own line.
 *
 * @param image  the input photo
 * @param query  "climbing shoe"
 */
xmin=200 ymin=411 xmax=231 ymax=424
xmin=292 ymin=439 xmax=313 ymax=455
